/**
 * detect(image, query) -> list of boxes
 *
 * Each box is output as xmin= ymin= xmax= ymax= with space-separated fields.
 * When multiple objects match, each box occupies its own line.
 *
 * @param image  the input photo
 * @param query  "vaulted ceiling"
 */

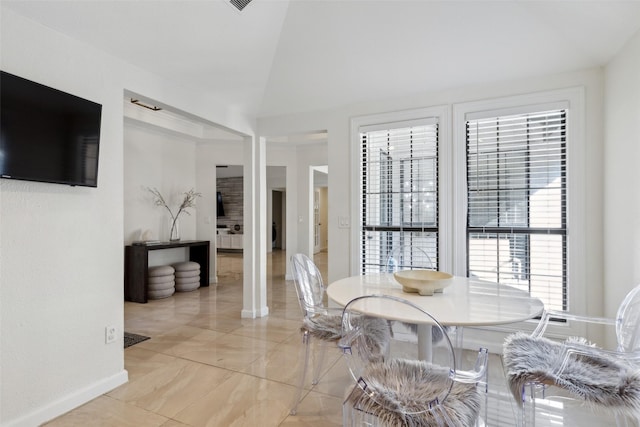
xmin=5 ymin=0 xmax=640 ymax=120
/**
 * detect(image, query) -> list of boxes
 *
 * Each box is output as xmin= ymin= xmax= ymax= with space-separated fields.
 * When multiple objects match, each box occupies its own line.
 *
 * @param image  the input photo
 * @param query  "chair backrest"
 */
xmin=386 ymin=245 xmax=434 ymax=273
xmin=339 ymin=294 xmax=456 ymax=417
xmin=616 ymin=284 xmax=640 ymax=352
xmin=290 ymin=253 xmax=326 ymax=317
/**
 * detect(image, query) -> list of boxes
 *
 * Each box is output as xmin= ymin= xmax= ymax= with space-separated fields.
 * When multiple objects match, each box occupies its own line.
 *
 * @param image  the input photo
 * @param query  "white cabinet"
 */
xmin=217 ymin=234 xmax=231 ymax=249
xmin=217 ymin=233 xmax=243 ymax=250
xmin=230 ymin=234 xmax=243 ymax=249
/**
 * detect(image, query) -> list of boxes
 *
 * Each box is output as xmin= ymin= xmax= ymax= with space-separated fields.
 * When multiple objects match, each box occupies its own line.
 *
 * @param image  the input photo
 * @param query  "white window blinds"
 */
xmin=466 ymin=109 xmax=567 ymax=311
xmin=360 ymin=120 xmax=438 ymax=274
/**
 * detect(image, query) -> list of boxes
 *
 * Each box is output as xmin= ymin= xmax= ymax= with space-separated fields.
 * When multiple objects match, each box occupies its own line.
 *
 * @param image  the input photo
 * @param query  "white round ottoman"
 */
xmin=172 ymin=261 xmax=201 ymax=292
xmin=147 ymin=265 xmax=175 ymax=299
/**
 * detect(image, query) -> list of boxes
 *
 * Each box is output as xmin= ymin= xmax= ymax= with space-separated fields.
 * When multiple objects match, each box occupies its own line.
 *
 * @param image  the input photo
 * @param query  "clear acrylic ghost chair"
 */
xmin=387 ymin=245 xmax=464 ymax=356
xmin=339 ymin=294 xmax=489 ymax=426
xmin=386 ymin=245 xmax=434 ymax=273
xmin=289 ymin=253 xmax=343 ymax=415
xmin=503 ymin=283 xmax=640 ymax=427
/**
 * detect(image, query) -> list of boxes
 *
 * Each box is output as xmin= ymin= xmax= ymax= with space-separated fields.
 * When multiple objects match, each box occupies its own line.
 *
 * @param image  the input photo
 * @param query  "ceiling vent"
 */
xmin=229 ymin=0 xmax=252 ymax=12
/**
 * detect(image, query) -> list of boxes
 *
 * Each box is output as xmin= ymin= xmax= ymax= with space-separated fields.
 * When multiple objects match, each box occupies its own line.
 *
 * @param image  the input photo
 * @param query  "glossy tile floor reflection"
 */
xmin=44 ymin=250 xmax=343 ymax=427
xmin=44 ymin=250 xmax=608 ymax=426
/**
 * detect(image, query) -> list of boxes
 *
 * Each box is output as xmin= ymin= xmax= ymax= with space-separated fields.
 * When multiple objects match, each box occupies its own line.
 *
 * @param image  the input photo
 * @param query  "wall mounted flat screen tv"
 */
xmin=0 ymin=70 xmax=102 ymax=187
xmin=216 ymin=191 xmax=225 ymax=217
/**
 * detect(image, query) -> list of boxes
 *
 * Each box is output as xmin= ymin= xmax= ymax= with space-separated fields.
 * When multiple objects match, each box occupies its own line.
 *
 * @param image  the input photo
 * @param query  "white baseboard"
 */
xmin=241 ymin=306 xmax=269 ymax=318
xmin=4 ymin=370 xmax=128 ymax=427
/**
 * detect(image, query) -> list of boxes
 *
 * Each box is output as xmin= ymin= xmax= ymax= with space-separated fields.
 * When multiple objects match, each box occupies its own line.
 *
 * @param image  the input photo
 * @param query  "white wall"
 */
xmin=319 ymin=186 xmax=328 ymax=251
xmin=124 ymin=121 xmax=198 ymax=244
xmin=0 ymin=11 xmax=126 ymax=426
xmin=259 ymin=69 xmax=605 ymax=306
xmin=123 ymin=121 xmax=200 ymax=268
xmin=603 ymin=29 xmax=640 ymax=319
xmin=296 ymin=144 xmax=329 ymax=256
xmin=0 ymin=8 xmax=253 ymax=426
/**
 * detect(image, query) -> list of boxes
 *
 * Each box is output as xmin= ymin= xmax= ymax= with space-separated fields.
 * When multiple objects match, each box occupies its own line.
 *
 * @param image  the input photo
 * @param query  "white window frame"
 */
xmin=350 ymin=105 xmax=451 ymax=276
xmin=349 ymin=88 xmax=585 ymax=342
xmin=453 ymin=87 xmax=586 ymax=338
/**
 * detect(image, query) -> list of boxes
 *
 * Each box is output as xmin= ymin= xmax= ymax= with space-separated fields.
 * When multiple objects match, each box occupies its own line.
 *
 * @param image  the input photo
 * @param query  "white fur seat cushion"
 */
xmin=302 ymin=313 xmax=343 ymax=341
xmin=503 ymin=332 xmax=640 ymax=412
xmin=303 ymin=313 xmax=391 ymax=351
xmin=345 ymin=358 xmax=481 ymax=426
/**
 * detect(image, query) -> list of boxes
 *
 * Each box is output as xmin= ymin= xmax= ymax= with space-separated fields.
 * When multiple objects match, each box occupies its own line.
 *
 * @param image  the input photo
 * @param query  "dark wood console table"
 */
xmin=124 ymin=240 xmax=210 ymax=303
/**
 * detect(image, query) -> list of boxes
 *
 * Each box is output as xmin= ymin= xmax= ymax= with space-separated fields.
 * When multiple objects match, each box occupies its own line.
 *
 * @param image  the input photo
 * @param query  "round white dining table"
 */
xmin=327 ymin=273 xmax=545 ymax=360
xmin=327 ymin=273 xmax=544 ymax=326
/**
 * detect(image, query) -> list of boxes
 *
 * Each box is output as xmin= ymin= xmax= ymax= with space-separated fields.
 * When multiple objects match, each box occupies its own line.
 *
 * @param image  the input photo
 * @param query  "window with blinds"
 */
xmin=360 ymin=120 xmax=438 ymax=274
xmin=466 ymin=109 xmax=567 ymax=311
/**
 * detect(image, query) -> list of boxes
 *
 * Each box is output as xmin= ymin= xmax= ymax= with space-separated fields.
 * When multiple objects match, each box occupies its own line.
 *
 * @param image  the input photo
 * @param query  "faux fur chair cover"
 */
xmin=303 ymin=313 xmax=392 ymax=353
xmin=397 ymin=322 xmax=453 ymax=345
xmin=503 ymin=332 xmax=640 ymax=413
xmin=345 ymin=358 xmax=481 ymax=427
xmin=302 ymin=313 xmax=343 ymax=341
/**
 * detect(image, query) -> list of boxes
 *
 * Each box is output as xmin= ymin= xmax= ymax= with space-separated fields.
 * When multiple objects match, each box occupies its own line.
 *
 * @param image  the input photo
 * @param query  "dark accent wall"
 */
xmin=217 ymin=177 xmax=243 ymax=233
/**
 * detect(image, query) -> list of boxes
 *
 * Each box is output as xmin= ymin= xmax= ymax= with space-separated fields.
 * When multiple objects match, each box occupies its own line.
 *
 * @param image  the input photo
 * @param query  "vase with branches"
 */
xmin=147 ymin=187 xmax=201 ymax=241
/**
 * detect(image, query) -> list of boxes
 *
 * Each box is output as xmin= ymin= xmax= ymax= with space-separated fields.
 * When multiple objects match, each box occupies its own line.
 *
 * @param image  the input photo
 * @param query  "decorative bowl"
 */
xmin=393 ymin=270 xmax=453 ymax=296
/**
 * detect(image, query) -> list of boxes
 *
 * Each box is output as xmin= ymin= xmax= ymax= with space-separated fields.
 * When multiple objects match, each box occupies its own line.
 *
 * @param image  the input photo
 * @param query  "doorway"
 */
xmin=272 ymin=190 xmax=284 ymax=250
xmin=312 ymin=165 xmax=328 ymax=256
xmin=268 ymin=166 xmax=287 ymax=281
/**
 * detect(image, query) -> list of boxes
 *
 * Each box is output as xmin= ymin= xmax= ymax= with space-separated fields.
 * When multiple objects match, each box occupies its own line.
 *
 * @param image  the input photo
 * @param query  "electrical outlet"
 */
xmin=105 ymin=325 xmax=117 ymax=344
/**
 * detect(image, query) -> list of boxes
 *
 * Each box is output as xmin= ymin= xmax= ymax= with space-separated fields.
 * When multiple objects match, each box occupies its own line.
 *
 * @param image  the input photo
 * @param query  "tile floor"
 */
xmin=43 ymin=250 xmax=619 ymax=426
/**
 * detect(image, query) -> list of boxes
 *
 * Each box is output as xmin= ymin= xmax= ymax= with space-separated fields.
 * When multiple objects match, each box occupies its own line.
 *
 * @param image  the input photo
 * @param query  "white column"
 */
xmin=306 ymin=165 xmax=315 ymax=256
xmin=296 ymin=152 xmax=313 ymax=259
xmin=285 ymin=161 xmax=298 ymax=281
xmin=242 ymin=135 xmax=269 ymax=318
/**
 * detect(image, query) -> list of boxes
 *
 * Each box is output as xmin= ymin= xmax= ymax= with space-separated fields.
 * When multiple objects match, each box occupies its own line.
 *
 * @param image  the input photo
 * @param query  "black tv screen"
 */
xmin=0 ymin=70 xmax=102 ymax=187
xmin=216 ymin=191 xmax=225 ymax=217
